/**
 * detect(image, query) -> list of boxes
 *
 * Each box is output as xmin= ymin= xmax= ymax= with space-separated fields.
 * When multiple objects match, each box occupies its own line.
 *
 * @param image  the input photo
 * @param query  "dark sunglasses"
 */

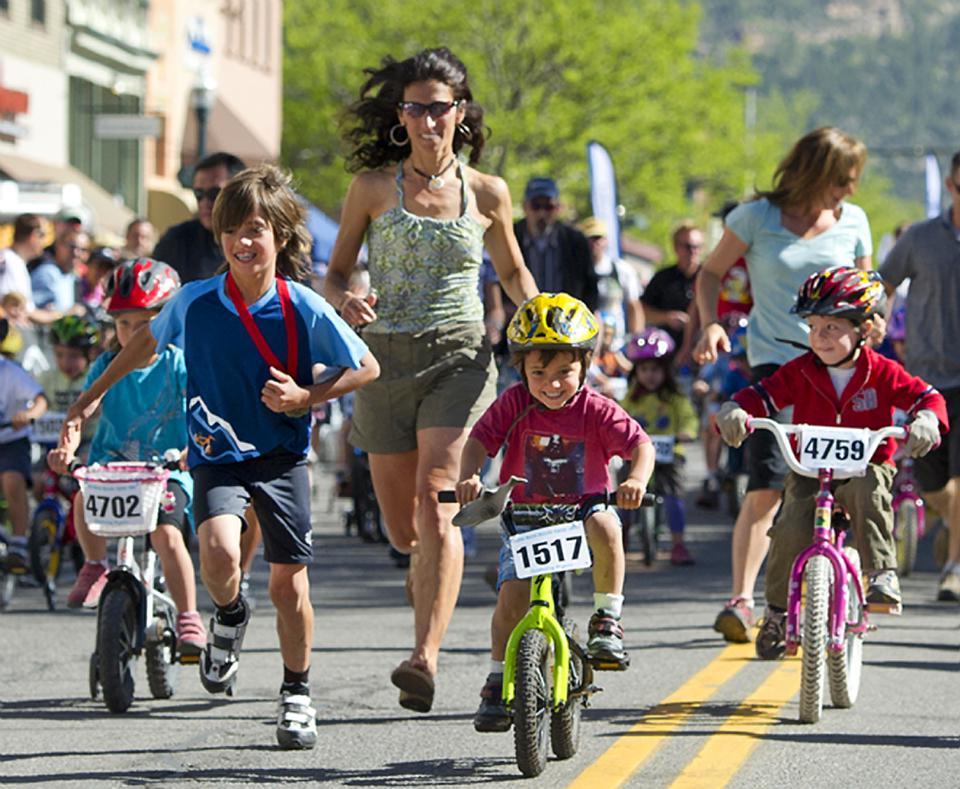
xmin=681 ymin=242 xmax=702 ymax=251
xmin=64 ymin=243 xmax=90 ymax=253
xmin=397 ymin=100 xmax=460 ymax=119
xmin=530 ymin=200 xmax=559 ymax=212
xmin=193 ymin=186 xmax=222 ymax=203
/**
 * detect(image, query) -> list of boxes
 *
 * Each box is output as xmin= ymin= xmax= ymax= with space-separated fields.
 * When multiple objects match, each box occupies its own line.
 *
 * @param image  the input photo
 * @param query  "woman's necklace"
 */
xmin=411 ymin=157 xmax=456 ymax=192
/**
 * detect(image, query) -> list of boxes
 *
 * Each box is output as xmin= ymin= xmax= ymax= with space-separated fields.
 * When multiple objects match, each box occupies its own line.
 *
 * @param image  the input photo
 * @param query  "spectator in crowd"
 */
xmin=30 ymin=227 xmax=89 ymax=314
xmin=580 ymin=216 xmax=642 ymax=346
xmin=120 ymin=217 xmax=155 ymax=261
xmin=79 ymin=247 xmax=120 ymax=307
xmin=153 ymin=152 xmax=246 ymax=282
xmin=641 ymin=221 xmax=704 ymax=347
xmin=0 ymin=214 xmax=45 ymax=308
xmin=513 ymin=177 xmax=597 ymax=310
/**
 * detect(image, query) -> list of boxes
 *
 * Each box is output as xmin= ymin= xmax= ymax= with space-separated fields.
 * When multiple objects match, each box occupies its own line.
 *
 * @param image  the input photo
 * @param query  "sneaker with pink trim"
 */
xmin=67 ymin=562 xmax=109 ymax=609
xmin=176 ymin=610 xmax=207 ymax=657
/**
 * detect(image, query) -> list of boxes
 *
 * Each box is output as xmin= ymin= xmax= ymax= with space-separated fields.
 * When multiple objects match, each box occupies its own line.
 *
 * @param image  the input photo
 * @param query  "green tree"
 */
xmin=283 ymin=0 xmax=770 ymax=247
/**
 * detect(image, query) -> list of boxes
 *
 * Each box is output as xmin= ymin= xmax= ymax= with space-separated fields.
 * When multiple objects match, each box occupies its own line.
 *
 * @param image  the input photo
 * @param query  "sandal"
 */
xmin=390 ymin=660 xmax=434 ymax=713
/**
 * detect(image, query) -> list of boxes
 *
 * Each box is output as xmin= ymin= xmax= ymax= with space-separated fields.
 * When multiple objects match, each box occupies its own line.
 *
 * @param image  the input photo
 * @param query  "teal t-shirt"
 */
xmin=85 ymin=346 xmax=192 ymax=498
xmin=726 ymin=198 xmax=872 ymax=367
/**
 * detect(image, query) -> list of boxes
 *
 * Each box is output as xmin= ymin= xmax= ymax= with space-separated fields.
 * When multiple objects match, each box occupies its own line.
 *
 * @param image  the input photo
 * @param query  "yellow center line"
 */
xmin=669 ymin=659 xmax=800 ymax=789
xmin=567 ymin=642 xmax=754 ymax=789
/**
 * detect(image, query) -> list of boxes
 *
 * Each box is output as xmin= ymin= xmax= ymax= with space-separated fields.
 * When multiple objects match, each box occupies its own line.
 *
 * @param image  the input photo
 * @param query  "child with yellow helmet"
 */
xmin=455 ymin=292 xmax=656 ymax=733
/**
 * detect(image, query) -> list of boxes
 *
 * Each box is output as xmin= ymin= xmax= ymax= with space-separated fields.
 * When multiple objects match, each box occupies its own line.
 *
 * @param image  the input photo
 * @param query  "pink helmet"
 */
xmin=625 ymin=328 xmax=675 ymax=362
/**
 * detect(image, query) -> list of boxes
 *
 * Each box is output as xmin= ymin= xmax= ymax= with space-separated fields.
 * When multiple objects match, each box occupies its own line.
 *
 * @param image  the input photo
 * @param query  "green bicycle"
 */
xmin=440 ymin=477 xmax=655 ymax=778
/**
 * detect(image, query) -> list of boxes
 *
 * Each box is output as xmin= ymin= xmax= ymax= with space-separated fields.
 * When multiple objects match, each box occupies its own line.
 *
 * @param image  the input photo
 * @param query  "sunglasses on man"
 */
xmin=397 ymin=100 xmax=461 ymax=119
xmin=529 ymin=199 xmax=559 ymax=212
xmin=193 ymin=187 xmax=222 ymax=203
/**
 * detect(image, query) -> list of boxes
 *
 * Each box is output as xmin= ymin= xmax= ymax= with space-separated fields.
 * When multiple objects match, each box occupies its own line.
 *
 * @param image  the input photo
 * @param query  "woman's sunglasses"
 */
xmin=397 ymin=100 xmax=461 ymax=119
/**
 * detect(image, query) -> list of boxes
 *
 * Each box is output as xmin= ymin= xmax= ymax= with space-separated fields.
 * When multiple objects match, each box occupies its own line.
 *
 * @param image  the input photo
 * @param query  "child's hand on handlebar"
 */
xmin=47 ymin=446 xmax=74 ymax=475
xmin=716 ymin=401 xmax=750 ymax=447
xmin=455 ymin=475 xmax=484 ymax=506
xmin=616 ymin=478 xmax=647 ymax=509
xmin=905 ymin=410 xmax=940 ymax=457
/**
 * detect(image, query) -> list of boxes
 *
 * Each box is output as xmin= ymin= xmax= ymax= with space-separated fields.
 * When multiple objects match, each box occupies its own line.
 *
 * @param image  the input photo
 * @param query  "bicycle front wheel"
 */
xmin=513 ymin=629 xmax=552 ymax=777
xmin=98 ymin=586 xmax=139 ymax=713
xmin=828 ymin=547 xmax=863 ymax=708
xmin=894 ymin=499 xmax=919 ymax=577
xmin=799 ymin=555 xmax=830 ymax=724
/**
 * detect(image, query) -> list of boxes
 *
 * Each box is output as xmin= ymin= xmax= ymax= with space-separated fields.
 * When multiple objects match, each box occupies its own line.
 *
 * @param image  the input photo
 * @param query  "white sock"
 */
xmin=489 ymin=659 xmax=504 ymax=675
xmin=594 ymin=593 xmax=624 ymax=618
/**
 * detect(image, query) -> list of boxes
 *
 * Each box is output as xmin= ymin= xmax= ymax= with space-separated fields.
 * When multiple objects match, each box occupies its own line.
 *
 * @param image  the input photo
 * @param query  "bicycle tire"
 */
xmin=0 ymin=569 xmax=13 ymax=610
xmin=145 ymin=610 xmax=178 ymax=700
xmin=513 ymin=629 xmax=552 ymax=777
xmin=799 ymin=555 xmax=830 ymax=724
xmin=828 ymin=547 xmax=863 ymax=708
xmin=28 ymin=511 xmax=60 ymax=586
xmin=640 ymin=506 xmax=656 ymax=567
xmin=550 ymin=618 xmax=582 ymax=760
xmin=98 ymin=587 xmax=139 ymax=713
xmin=894 ymin=499 xmax=919 ymax=577
xmin=933 ymin=522 xmax=948 ymax=570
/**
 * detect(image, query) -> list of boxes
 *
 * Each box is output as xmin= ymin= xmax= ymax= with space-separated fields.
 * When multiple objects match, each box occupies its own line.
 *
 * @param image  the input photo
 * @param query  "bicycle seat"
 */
xmin=452 ymin=476 xmax=527 ymax=529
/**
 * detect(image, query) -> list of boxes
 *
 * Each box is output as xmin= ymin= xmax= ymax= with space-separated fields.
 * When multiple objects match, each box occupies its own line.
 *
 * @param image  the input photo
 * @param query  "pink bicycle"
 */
xmin=748 ymin=418 xmax=905 ymax=724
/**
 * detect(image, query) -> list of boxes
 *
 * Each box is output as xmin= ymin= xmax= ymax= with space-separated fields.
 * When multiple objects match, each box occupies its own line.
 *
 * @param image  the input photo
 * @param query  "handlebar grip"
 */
xmin=438 ymin=490 xmax=457 ymax=503
xmin=641 ymin=492 xmax=659 ymax=507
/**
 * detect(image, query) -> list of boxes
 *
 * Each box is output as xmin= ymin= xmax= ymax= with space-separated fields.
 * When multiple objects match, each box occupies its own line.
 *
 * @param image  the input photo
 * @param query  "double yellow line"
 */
xmin=568 ymin=643 xmax=798 ymax=788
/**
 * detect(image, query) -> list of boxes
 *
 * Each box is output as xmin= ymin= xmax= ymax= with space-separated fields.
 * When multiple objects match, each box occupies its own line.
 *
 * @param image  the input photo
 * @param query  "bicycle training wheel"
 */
xmin=145 ymin=607 xmax=178 ymax=699
xmin=98 ymin=586 xmax=139 ymax=713
xmin=894 ymin=499 xmax=919 ymax=577
xmin=513 ymin=629 xmax=553 ymax=777
xmin=550 ymin=618 xmax=582 ymax=760
xmin=828 ymin=547 xmax=863 ymax=708
xmin=799 ymin=555 xmax=830 ymax=724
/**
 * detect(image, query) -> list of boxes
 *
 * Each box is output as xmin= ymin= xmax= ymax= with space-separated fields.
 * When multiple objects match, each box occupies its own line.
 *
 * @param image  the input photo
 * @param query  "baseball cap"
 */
xmin=54 ymin=205 xmax=92 ymax=228
xmin=524 ymin=177 xmax=559 ymax=202
xmin=579 ymin=216 xmax=607 ymax=238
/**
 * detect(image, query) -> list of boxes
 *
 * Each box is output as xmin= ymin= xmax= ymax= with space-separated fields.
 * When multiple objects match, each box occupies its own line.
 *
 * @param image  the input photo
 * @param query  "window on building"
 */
xmin=30 ymin=0 xmax=45 ymax=24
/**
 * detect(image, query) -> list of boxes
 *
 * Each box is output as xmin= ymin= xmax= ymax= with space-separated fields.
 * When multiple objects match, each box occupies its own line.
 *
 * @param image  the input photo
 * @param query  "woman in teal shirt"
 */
xmin=692 ymin=127 xmax=873 ymax=650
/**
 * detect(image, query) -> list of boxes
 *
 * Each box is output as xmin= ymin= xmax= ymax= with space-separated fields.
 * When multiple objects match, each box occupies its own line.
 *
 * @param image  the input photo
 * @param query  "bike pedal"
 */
xmin=589 ymin=658 xmax=629 ymax=672
xmin=866 ymin=602 xmax=902 ymax=616
xmin=178 ymin=653 xmax=200 ymax=665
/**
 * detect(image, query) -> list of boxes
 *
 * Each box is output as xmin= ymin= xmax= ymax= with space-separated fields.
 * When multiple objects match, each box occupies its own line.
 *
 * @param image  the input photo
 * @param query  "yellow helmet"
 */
xmin=507 ymin=293 xmax=599 ymax=352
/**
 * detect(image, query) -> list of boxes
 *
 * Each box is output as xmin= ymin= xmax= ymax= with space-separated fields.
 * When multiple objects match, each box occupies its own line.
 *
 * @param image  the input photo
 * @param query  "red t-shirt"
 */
xmin=470 ymin=383 xmax=648 ymax=503
xmin=716 ymin=258 xmax=753 ymax=319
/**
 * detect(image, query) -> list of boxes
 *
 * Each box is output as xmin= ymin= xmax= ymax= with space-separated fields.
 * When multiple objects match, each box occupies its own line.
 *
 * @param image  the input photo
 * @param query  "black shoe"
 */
xmin=473 ymin=673 xmax=512 ymax=732
xmin=755 ymin=608 xmax=786 ymax=660
xmin=696 ymin=479 xmax=720 ymax=509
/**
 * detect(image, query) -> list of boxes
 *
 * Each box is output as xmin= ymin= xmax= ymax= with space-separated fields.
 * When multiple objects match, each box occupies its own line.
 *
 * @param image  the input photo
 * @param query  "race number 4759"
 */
xmin=509 ymin=521 xmax=592 ymax=579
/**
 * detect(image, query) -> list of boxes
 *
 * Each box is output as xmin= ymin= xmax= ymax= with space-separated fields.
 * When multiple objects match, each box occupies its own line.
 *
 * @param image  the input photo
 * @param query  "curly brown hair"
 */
xmin=343 ymin=47 xmax=486 ymax=172
xmin=212 ymin=164 xmax=312 ymax=282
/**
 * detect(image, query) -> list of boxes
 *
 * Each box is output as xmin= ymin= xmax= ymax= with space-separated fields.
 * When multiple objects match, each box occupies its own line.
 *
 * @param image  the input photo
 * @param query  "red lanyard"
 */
xmin=225 ymin=273 xmax=299 ymax=378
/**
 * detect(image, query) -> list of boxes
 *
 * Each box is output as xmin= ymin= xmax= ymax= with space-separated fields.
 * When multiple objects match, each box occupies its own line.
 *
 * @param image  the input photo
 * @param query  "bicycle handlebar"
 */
xmin=747 ymin=417 xmax=906 ymax=479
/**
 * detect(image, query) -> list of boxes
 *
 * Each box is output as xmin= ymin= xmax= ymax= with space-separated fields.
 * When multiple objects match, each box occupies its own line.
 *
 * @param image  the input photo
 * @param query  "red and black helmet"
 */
xmin=792 ymin=266 xmax=886 ymax=325
xmin=105 ymin=257 xmax=180 ymax=313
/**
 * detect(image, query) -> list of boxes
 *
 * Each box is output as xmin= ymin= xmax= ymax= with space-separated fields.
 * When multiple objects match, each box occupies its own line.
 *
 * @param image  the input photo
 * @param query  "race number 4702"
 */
xmin=85 ymin=494 xmax=142 ymax=521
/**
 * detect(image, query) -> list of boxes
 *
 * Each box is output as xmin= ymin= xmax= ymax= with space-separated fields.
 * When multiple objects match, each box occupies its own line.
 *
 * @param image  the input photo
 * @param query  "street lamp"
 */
xmin=190 ymin=72 xmax=217 ymax=162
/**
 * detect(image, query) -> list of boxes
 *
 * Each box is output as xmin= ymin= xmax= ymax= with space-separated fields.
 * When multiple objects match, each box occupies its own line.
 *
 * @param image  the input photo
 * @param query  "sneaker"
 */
xmin=276 ymin=691 xmax=318 ymax=750
xmin=755 ymin=608 xmax=786 ymax=660
xmin=937 ymin=564 xmax=960 ymax=602
xmin=670 ymin=542 xmax=695 ymax=566
xmin=473 ymin=673 xmax=512 ymax=733
xmin=5 ymin=539 xmax=28 ymax=571
xmin=866 ymin=569 xmax=902 ymax=614
xmin=200 ymin=599 xmax=250 ymax=694
xmin=587 ymin=610 xmax=629 ymax=669
xmin=713 ymin=597 xmax=755 ymax=643
xmin=696 ymin=478 xmax=720 ymax=509
xmin=176 ymin=611 xmax=207 ymax=657
xmin=67 ymin=562 xmax=109 ymax=609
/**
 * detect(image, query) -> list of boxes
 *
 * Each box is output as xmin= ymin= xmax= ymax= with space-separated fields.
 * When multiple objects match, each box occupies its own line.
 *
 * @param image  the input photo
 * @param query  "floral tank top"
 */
xmin=365 ymin=162 xmax=486 ymax=333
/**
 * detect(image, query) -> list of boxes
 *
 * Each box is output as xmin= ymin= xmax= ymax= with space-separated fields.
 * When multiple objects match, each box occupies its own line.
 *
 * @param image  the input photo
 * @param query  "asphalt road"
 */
xmin=1 ymin=452 xmax=957 ymax=787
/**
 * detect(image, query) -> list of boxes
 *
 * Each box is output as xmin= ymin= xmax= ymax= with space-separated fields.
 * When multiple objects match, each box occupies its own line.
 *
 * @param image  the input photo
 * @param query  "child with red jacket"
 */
xmin=716 ymin=267 xmax=947 ymax=660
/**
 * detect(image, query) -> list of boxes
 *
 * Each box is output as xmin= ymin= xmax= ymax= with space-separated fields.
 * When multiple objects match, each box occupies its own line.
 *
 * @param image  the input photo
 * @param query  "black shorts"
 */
xmin=149 ymin=479 xmax=191 ymax=547
xmin=914 ymin=386 xmax=960 ymax=494
xmin=0 ymin=437 xmax=32 ymax=487
xmin=746 ymin=364 xmax=789 ymax=493
xmin=192 ymin=451 xmax=312 ymax=565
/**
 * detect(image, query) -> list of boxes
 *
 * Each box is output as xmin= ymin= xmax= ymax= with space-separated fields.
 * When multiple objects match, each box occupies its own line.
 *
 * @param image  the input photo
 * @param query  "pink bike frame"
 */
xmin=747 ymin=418 xmax=905 ymax=657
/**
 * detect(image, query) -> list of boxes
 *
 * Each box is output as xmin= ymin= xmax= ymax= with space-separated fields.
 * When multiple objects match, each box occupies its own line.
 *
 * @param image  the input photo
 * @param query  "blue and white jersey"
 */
xmin=151 ymin=274 xmax=369 ymax=467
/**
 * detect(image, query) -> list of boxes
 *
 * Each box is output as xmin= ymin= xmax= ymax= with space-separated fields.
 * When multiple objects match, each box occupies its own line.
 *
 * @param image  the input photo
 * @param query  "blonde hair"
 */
xmin=761 ymin=127 xmax=866 ymax=213
xmin=1 ymin=291 xmax=27 ymax=310
xmin=212 ymin=164 xmax=312 ymax=281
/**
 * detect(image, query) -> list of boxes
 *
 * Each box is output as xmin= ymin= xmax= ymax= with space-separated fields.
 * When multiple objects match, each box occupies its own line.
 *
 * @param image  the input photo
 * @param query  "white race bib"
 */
xmin=31 ymin=411 xmax=65 ymax=445
xmin=509 ymin=521 xmax=592 ymax=579
xmin=83 ymin=480 xmax=146 ymax=528
xmin=650 ymin=435 xmax=676 ymax=464
xmin=798 ymin=426 xmax=870 ymax=471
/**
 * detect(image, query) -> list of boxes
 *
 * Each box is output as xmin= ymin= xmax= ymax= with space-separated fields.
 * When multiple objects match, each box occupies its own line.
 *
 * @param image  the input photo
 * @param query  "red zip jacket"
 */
xmin=732 ymin=347 xmax=948 ymax=466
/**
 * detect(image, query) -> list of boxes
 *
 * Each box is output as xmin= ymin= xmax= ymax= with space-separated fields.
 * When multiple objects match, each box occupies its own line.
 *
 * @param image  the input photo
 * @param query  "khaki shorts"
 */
xmin=350 ymin=322 xmax=497 ymax=455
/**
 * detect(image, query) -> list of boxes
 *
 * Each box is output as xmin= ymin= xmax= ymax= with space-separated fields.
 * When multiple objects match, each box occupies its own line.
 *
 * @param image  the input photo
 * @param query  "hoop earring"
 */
xmin=457 ymin=122 xmax=472 ymax=141
xmin=388 ymin=124 xmax=409 ymax=146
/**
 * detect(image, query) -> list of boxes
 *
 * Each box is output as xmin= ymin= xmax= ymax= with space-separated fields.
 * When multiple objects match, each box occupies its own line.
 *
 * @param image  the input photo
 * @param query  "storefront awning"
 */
xmin=0 ymin=151 xmax=134 ymax=236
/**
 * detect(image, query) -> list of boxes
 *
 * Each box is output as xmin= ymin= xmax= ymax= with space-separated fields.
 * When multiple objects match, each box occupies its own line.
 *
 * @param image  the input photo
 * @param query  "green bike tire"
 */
xmin=513 ymin=629 xmax=552 ymax=777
